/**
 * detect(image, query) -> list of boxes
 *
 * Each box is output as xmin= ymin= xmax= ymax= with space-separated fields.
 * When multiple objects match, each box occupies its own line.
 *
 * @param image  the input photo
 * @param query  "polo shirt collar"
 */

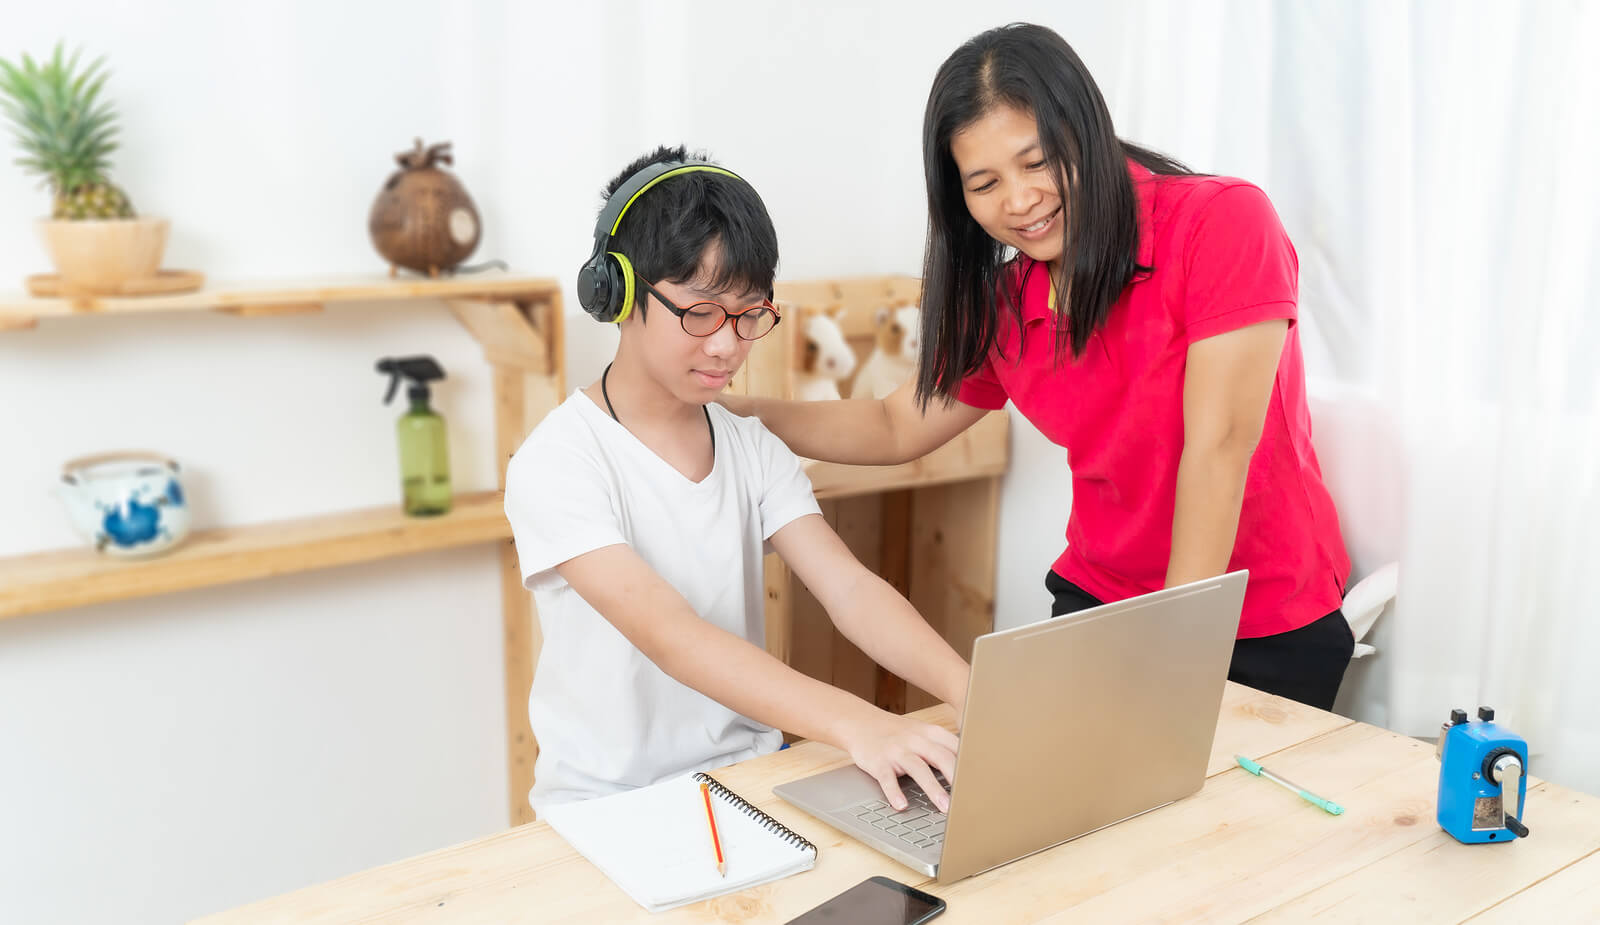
xmin=1130 ymin=158 xmax=1157 ymax=272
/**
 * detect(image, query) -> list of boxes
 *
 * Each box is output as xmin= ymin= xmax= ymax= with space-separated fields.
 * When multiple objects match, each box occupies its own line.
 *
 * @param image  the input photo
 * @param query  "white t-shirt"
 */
xmin=503 ymin=390 xmax=822 ymax=815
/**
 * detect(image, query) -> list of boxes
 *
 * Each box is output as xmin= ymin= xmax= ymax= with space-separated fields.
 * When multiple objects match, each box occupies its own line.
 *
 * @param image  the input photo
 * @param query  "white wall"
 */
xmin=2 ymin=3 xmax=1119 ymax=921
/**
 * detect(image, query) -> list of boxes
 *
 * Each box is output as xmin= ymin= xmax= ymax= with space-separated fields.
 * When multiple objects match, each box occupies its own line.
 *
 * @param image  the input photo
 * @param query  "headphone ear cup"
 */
xmin=609 ymin=252 xmax=637 ymax=324
xmin=576 ymin=252 xmax=606 ymax=319
xmin=577 ymin=251 xmax=626 ymax=323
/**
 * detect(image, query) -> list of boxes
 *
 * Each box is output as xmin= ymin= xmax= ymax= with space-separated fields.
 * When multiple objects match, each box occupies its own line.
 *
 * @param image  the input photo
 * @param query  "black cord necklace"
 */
xmin=601 ymin=362 xmax=714 ymax=453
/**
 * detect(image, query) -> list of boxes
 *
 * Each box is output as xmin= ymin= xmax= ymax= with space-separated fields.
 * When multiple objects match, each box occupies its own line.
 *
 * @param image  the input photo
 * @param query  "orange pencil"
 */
xmin=699 ymin=781 xmax=726 ymax=877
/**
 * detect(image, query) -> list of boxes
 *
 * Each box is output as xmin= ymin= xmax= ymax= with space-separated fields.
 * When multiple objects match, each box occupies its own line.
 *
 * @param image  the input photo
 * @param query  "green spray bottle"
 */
xmin=376 ymin=355 xmax=452 ymax=516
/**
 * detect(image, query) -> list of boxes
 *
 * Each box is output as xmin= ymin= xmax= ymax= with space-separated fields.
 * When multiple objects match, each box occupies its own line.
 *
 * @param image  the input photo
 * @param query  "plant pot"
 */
xmin=36 ymin=216 xmax=170 ymax=295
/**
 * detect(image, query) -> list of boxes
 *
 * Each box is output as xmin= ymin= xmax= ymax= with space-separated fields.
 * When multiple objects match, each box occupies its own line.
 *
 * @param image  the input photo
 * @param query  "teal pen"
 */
xmin=1235 ymin=754 xmax=1344 ymax=815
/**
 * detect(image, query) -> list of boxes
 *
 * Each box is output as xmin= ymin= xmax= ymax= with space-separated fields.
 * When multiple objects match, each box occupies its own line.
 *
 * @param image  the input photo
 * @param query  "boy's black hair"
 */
xmin=601 ymin=144 xmax=779 ymax=317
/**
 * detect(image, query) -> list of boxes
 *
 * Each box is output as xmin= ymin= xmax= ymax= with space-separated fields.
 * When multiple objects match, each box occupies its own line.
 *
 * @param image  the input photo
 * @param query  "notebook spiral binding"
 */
xmin=693 ymin=772 xmax=817 ymax=855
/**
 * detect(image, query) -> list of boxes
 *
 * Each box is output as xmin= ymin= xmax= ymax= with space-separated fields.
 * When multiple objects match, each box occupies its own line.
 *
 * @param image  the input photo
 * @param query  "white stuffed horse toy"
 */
xmin=851 ymin=303 xmax=921 ymax=399
xmin=794 ymin=305 xmax=856 ymax=401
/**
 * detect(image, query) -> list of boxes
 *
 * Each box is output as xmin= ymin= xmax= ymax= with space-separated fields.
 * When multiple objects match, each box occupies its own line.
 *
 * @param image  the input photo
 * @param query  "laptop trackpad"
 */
xmin=784 ymin=765 xmax=885 ymax=811
xmin=782 ymin=765 xmax=950 ymax=812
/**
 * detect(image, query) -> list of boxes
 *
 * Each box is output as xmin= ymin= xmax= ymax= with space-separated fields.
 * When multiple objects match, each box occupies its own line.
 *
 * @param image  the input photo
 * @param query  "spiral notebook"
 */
xmin=541 ymin=771 xmax=818 ymax=913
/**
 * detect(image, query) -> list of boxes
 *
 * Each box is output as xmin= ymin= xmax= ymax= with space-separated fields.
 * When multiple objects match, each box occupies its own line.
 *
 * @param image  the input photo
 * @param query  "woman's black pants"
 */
xmin=1045 ymin=570 xmax=1353 ymax=711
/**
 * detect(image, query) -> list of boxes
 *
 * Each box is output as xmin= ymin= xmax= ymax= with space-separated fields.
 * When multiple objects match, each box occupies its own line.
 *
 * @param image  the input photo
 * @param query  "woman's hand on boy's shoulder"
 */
xmin=838 ymin=708 xmax=959 ymax=813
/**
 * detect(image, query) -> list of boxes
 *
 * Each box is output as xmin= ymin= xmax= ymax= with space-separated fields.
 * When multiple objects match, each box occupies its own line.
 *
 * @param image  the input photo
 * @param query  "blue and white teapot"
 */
xmin=58 ymin=451 xmax=191 ymax=557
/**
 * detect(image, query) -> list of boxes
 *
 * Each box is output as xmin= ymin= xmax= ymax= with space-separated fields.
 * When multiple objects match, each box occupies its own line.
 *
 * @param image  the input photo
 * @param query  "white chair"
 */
xmin=1306 ymin=380 xmax=1404 ymax=659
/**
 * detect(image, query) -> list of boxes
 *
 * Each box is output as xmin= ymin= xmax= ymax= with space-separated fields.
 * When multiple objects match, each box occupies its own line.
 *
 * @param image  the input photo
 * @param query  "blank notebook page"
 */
xmin=541 ymin=772 xmax=817 ymax=913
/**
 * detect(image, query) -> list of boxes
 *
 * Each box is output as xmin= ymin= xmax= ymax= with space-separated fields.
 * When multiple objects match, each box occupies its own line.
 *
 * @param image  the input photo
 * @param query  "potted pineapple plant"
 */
xmin=0 ymin=44 xmax=170 ymax=295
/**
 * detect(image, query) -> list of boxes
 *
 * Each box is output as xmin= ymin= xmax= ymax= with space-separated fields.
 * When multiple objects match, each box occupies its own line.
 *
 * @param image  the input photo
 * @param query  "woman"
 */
xmin=725 ymin=23 xmax=1352 ymax=710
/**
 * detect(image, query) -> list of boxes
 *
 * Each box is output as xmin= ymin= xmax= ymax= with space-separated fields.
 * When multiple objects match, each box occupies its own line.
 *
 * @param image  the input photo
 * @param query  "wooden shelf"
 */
xmin=807 ymin=410 xmax=1009 ymax=500
xmin=0 ymin=272 xmax=560 ymax=330
xmin=1 ymin=271 xmax=566 ymax=825
xmin=0 ymin=491 xmax=511 ymax=621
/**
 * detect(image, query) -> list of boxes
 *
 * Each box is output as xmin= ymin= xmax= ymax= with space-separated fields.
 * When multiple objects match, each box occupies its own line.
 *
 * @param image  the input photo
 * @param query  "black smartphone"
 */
xmin=785 ymin=875 xmax=946 ymax=924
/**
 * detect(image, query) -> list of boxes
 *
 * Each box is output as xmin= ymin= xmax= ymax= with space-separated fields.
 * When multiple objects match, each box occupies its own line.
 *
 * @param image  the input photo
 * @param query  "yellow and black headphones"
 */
xmin=576 ymin=160 xmax=747 ymax=324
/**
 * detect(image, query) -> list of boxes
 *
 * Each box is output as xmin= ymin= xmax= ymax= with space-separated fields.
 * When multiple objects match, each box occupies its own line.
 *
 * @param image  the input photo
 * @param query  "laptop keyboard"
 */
xmin=848 ymin=774 xmax=949 ymax=851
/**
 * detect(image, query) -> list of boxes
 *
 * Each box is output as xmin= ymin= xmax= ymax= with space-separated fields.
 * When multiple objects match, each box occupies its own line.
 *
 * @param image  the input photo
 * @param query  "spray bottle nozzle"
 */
xmin=377 ymin=355 xmax=447 ymax=405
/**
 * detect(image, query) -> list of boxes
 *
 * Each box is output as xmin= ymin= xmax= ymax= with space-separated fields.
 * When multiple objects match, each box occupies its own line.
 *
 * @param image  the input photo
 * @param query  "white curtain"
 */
xmin=1113 ymin=0 xmax=1600 ymax=791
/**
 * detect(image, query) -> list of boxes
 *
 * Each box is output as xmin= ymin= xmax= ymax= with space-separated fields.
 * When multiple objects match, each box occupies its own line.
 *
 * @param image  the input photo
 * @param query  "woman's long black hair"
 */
xmin=916 ymin=22 xmax=1191 ymax=407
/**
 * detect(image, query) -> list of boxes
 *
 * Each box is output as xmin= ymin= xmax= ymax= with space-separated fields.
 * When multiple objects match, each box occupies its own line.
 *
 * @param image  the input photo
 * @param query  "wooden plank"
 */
xmin=773 ymin=278 xmax=844 ymax=309
xmin=496 ymin=540 xmax=537 ymax=829
xmin=734 ymin=322 xmax=792 ymax=401
xmin=884 ymin=276 xmax=923 ymax=308
xmin=535 ymin=295 xmax=565 ymax=389
xmin=874 ymin=490 xmax=913 ymax=713
xmin=786 ymin=501 xmax=839 ymax=691
xmin=489 ymin=363 xmax=536 ymax=829
xmin=903 ymin=477 xmax=998 ymax=712
xmin=762 ymin=552 xmax=793 ymax=665
xmin=521 ymin=295 xmax=566 ymax=423
xmin=214 ymin=301 xmax=324 ymax=318
xmin=830 ymin=494 xmax=885 ymax=705
xmin=466 ymin=291 xmax=566 ymax=828
xmin=806 ymin=410 xmax=1009 ymax=500
xmin=1256 ymin=781 xmax=1600 ymax=923
xmin=504 ymin=341 xmax=564 ymax=825
xmin=1467 ymin=847 xmax=1600 ymax=922
xmin=0 ymin=492 xmax=510 ymax=620
xmin=448 ymin=298 xmax=555 ymax=377
xmin=0 ymin=273 xmax=559 ymax=324
xmin=1207 ymin=679 xmax=1354 ymax=776
xmin=877 ymin=492 xmax=913 ymax=601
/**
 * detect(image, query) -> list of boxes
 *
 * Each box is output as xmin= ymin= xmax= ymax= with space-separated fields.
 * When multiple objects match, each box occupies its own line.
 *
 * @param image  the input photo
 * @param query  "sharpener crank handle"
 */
xmin=1492 ymin=753 xmax=1530 ymax=838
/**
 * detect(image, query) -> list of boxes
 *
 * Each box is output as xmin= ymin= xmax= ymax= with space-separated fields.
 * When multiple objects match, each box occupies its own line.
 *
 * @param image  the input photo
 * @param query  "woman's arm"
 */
xmin=721 ymin=377 xmax=987 ymax=465
xmin=1166 ymin=319 xmax=1288 ymax=587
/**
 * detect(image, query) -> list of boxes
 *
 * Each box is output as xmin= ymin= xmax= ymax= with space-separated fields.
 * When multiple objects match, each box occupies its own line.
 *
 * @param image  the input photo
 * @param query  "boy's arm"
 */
xmin=554 ymin=541 xmax=959 ymax=812
xmin=769 ymin=514 xmax=971 ymax=716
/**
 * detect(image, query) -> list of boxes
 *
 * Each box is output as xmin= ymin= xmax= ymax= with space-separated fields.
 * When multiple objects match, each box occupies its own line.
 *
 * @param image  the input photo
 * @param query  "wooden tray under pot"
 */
xmin=25 ymin=269 xmax=205 ymax=298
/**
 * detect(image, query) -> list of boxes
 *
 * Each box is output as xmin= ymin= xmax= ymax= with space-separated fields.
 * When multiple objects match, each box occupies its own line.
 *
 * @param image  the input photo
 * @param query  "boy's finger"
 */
xmin=930 ymin=746 xmax=958 ymax=788
xmin=874 ymin=771 xmax=909 ymax=812
xmin=907 ymin=762 xmax=950 ymax=813
xmin=911 ymin=735 xmax=958 ymax=787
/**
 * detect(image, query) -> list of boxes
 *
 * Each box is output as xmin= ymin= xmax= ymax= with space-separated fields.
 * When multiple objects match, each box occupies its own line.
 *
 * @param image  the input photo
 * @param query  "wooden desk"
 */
xmin=194 ymin=683 xmax=1600 ymax=923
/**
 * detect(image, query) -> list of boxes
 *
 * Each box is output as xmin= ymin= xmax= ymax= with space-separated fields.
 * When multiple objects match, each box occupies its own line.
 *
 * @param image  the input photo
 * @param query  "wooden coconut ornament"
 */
xmin=368 ymin=139 xmax=482 ymax=277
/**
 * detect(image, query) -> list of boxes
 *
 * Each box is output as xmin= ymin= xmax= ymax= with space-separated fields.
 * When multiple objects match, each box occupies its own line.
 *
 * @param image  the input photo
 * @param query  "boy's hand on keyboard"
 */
xmin=840 ymin=710 xmax=958 ymax=813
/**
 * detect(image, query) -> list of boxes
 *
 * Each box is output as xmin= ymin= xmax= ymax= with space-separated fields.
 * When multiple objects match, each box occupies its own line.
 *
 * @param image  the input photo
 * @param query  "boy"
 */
xmin=504 ymin=146 xmax=969 ymax=817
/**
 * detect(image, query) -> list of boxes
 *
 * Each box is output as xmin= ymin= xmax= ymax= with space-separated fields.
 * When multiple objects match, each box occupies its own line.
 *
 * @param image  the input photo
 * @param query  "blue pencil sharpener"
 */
xmin=1435 ymin=706 xmax=1530 ymax=843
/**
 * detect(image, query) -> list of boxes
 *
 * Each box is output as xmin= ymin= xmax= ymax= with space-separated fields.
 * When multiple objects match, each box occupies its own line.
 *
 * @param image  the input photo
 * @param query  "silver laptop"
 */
xmin=773 ymin=570 xmax=1247 ymax=883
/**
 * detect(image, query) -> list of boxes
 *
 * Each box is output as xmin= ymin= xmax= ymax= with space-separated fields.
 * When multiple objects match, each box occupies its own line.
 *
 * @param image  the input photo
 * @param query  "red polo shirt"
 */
xmin=957 ymin=162 xmax=1349 ymax=638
